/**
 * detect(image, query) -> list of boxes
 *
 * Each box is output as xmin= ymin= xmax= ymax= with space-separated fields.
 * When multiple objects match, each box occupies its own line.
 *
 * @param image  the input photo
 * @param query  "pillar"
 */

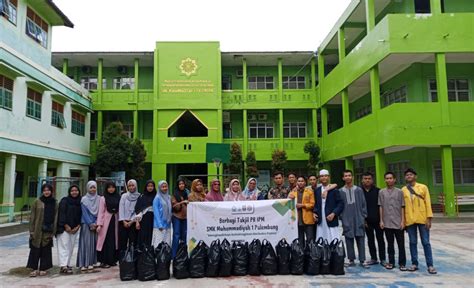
xmin=97 ymin=58 xmax=103 ymax=104
xmin=430 ymin=0 xmax=443 ymax=14
xmin=365 ymin=0 xmax=375 ymax=32
xmin=279 ymin=109 xmax=284 ymax=149
xmin=338 ymin=27 xmax=346 ymax=62
xmin=38 ymin=160 xmax=48 ymax=178
xmin=374 ymin=149 xmax=386 ymax=188
xmin=311 ymin=108 xmax=318 ymax=138
xmin=97 ymin=111 xmax=103 ymax=143
xmin=370 ymin=65 xmax=381 ymax=114
xmin=441 ymin=145 xmax=456 ymax=216
xmin=62 ymin=59 xmax=68 ymax=75
xmin=243 ymin=109 xmax=248 ymax=157
xmin=342 ymin=89 xmax=350 ymax=127
xmin=134 ymin=58 xmax=139 ymax=100
xmin=345 ymin=156 xmax=354 ymax=172
xmin=217 ymin=109 xmax=223 ymax=142
xmin=311 ymin=57 xmax=316 ymax=91
xmin=435 ymin=53 xmax=450 ymax=124
xmin=152 ymin=163 xmax=166 ymax=182
xmin=242 ymin=58 xmax=248 ymax=100
xmin=2 ymin=154 xmax=16 ymax=221
xmin=56 ymin=162 xmax=69 ymax=199
xmin=321 ymin=106 xmax=328 ymax=137
xmin=278 ymin=58 xmax=283 ymax=101
xmin=133 ymin=110 xmax=138 ymax=139
xmin=153 ymin=48 xmax=159 ymax=100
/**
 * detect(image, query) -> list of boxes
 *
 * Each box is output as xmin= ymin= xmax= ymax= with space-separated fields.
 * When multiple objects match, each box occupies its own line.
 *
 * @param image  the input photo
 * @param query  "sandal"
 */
xmin=39 ymin=271 xmax=47 ymax=276
xmin=399 ymin=265 xmax=408 ymax=271
xmin=428 ymin=266 xmax=438 ymax=274
xmin=87 ymin=265 xmax=95 ymax=273
xmin=408 ymin=265 xmax=419 ymax=272
xmin=384 ymin=263 xmax=394 ymax=270
xmin=60 ymin=267 xmax=68 ymax=274
xmin=29 ymin=270 xmax=38 ymax=277
xmin=100 ymin=264 xmax=111 ymax=269
xmin=80 ymin=267 xmax=88 ymax=273
xmin=67 ymin=267 xmax=73 ymax=274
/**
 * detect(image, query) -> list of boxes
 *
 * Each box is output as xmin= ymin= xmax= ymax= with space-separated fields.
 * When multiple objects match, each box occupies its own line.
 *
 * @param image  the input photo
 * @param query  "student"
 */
xmin=287 ymin=172 xmax=297 ymax=191
xmin=188 ymin=179 xmax=206 ymax=202
xmin=402 ymin=168 xmax=437 ymax=274
xmin=268 ymin=171 xmax=290 ymax=199
xmin=171 ymin=179 xmax=189 ymax=258
xmin=135 ymin=180 xmax=157 ymax=247
xmin=308 ymin=174 xmax=318 ymax=192
xmin=379 ymin=172 xmax=406 ymax=271
xmin=242 ymin=178 xmax=260 ymax=200
xmin=361 ymin=172 xmax=386 ymax=266
xmin=224 ymin=179 xmax=246 ymax=201
xmin=152 ymin=180 xmax=172 ymax=247
xmin=56 ymin=185 xmax=82 ymax=274
xmin=77 ymin=181 xmax=100 ymax=273
xmin=96 ymin=181 xmax=120 ymax=268
xmin=206 ymin=178 xmax=224 ymax=201
xmin=340 ymin=170 xmax=368 ymax=268
xmin=27 ymin=183 xmax=58 ymax=277
xmin=118 ymin=179 xmax=140 ymax=251
xmin=313 ymin=170 xmax=344 ymax=242
xmin=289 ymin=176 xmax=315 ymax=246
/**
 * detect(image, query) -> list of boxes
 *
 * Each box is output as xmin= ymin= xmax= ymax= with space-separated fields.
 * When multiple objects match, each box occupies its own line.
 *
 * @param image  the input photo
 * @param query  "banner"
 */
xmin=187 ymin=199 xmax=298 ymax=251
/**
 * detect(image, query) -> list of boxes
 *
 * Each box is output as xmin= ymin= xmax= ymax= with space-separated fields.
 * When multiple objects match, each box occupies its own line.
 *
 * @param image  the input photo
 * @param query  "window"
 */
xmin=248 ymin=76 xmax=274 ymax=90
xmin=249 ymin=122 xmax=274 ymax=138
xmin=223 ymin=122 xmax=232 ymax=139
xmin=122 ymin=123 xmax=133 ymax=138
xmin=222 ymin=75 xmax=232 ymax=90
xmin=381 ymin=85 xmax=407 ymax=107
xmin=355 ymin=166 xmax=376 ymax=185
xmin=414 ymin=0 xmax=445 ymax=13
xmin=283 ymin=122 xmax=307 ymax=138
xmin=113 ymin=77 xmax=135 ymax=90
xmin=1 ymin=0 xmax=17 ymax=25
xmin=26 ymin=7 xmax=48 ymax=48
xmin=71 ymin=110 xmax=85 ymax=136
xmin=26 ymin=88 xmax=42 ymax=120
xmin=80 ymin=77 xmax=106 ymax=90
xmin=388 ymin=161 xmax=410 ymax=184
xmin=429 ymin=79 xmax=470 ymax=102
xmin=355 ymin=105 xmax=372 ymax=120
xmin=0 ymin=74 xmax=13 ymax=110
xmin=51 ymin=101 xmax=66 ymax=128
xmin=434 ymin=159 xmax=474 ymax=185
xmin=282 ymin=76 xmax=305 ymax=89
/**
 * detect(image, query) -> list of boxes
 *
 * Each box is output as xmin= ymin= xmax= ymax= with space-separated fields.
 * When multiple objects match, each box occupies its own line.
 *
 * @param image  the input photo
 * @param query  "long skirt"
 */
xmin=77 ymin=224 xmax=98 ymax=267
xmin=136 ymin=212 xmax=154 ymax=247
xmin=97 ymin=214 xmax=118 ymax=266
xmin=118 ymin=222 xmax=138 ymax=252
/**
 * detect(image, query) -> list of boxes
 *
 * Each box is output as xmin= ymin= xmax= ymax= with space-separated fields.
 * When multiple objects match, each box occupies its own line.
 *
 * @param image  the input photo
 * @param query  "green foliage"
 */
xmin=304 ymin=140 xmax=321 ymax=176
xmin=228 ymin=142 xmax=243 ymax=175
xmin=271 ymin=149 xmax=288 ymax=174
xmin=245 ymin=151 xmax=259 ymax=178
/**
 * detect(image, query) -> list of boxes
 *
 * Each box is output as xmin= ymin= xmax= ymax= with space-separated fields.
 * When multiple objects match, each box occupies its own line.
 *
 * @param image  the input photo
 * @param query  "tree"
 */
xmin=227 ymin=142 xmax=243 ymax=176
xmin=271 ymin=149 xmax=288 ymax=174
xmin=304 ymin=140 xmax=321 ymax=176
xmin=94 ymin=122 xmax=147 ymax=179
xmin=245 ymin=151 xmax=259 ymax=178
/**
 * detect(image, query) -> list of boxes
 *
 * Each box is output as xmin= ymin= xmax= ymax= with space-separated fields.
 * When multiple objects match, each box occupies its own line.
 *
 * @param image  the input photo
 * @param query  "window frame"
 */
xmin=51 ymin=101 xmax=66 ymax=128
xmin=25 ymin=7 xmax=48 ymax=48
xmin=113 ymin=77 xmax=135 ymax=90
xmin=71 ymin=110 xmax=85 ymax=136
xmin=248 ymin=122 xmax=274 ymax=139
xmin=381 ymin=85 xmax=407 ymax=108
xmin=80 ymin=77 xmax=106 ymax=90
xmin=387 ymin=161 xmax=410 ymax=185
xmin=428 ymin=78 xmax=470 ymax=102
xmin=0 ymin=74 xmax=14 ymax=110
xmin=283 ymin=122 xmax=307 ymax=138
xmin=1 ymin=0 xmax=17 ymax=25
xmin=248 ymin=76 xmax=275 ymax=90
xmin=222 ymin=74 xmax=232 ymax=90
xmin=282 ymin=76 xmax=306 ymax=89
xmin=433 ymin=159 xmax=474 ymax=185
xmin=26 ymin=88 xmax=42 ymax=120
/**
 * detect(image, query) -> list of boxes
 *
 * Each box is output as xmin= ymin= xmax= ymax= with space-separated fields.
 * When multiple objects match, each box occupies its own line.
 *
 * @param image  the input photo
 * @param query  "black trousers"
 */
xmin=298 ymin=224 xmax=315 ymax=248
xmin=27 ymin=245 xmax=53 ymax=271
xmin=384 ymin=228 xmax=406 ymax=266
xmin=365 ymin=222 xmax=386 ymax=262
xmin=118 ymin=221 xmax=138 ymax=252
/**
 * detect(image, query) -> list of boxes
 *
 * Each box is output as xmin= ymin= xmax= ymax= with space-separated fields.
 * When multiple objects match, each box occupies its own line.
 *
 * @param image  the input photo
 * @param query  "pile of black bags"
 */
xmin=304 ymin=237 xmax=345 ymax=276
xmin=119 ymin=242 xmax=172 ymax=281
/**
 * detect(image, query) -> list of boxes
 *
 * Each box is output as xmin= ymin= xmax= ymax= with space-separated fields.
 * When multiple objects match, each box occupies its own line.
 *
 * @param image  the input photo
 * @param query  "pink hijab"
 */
xmin=224 ymin=179 xmax=245 ymax=201
xmin=206 ymin=178 xmax=224 ymax=202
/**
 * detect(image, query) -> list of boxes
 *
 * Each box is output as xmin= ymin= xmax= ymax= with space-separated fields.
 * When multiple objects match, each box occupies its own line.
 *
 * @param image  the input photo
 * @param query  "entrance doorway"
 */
xmin=168 ymin=163 xmax=208 ymax=191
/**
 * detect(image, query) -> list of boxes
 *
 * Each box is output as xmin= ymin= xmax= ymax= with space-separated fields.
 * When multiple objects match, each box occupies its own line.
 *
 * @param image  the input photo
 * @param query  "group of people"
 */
xmin=26 ymin=167 xmax=437 ymax=277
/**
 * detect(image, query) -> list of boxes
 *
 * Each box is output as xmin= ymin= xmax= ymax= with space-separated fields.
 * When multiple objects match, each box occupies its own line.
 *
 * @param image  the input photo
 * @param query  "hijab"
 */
xmin=225 ymin=179 xmax=245 ymax=201
xmin=66 ymin=185 xmax=82 ymax=207
xmin=81 ymin=180 xmax=99 ymax=216
xmin=103 ymin=181 xmax=120 ymax=214
xmin=242 ymin=178 xmax=260 ymax=200
xmin=156 ymin=180 xmax=172 ymax=223
xmin=174 ymin=179 xmax=189 ymax=202
xmin=189 ymin=179 xmax=206 ymax=202
xmin=40 ymin=183 xmax=56 ymax=229
xmin=206 ymin=178 xmax=224 ymax=201
xmin=135 ymin=179 xmax=157 ymax=214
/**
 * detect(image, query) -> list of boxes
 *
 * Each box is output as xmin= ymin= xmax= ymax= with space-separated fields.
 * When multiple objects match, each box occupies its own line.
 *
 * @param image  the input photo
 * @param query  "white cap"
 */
xmin=319 ymin=169 xmax=330 ymax=176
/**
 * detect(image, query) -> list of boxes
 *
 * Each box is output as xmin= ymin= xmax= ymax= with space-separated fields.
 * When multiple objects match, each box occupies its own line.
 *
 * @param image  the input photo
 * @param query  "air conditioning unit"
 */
xmin=222 ymin=111 xmax=231 ymax=123
xmin=248 ymin=114 xmax=257 ymax=121
xmin=236 ymin=69 xmax=243 ymax=78
xmin=81 ymin=65 xmax=92 ymax=74
xmin=117 ymin=66 xmax=128 ymax=75
xmin=258 ymin=114 xmax=267 ymax=121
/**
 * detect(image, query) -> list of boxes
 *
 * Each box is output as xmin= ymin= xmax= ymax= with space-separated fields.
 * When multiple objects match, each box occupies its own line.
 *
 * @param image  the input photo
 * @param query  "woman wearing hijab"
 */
xmin=188 ymin=179 xmax=206 ymax=202
xmin=206 ymin=178 xmax=224 ymax=202
xmin=118 ymin=179 xmax=140 ymax=251
xmin=56 ymin=185 xmax=82 ymax=274
xmin=77 ymin=181 xmax=100 ymax=273
xmin=242 ymin=178 xmax=260 ymax=201
xmin=152 ymin=180 xmax=172 ymax=247
xmin=96 ymin=181 xmax=120 ymax=268
xmin=27 ymin=183 xmax=58 ymax=277
xmin=224 ymin=179 xmax=246 ymax=201
xmin=171 ymin=179 xmax=189 ymax=258
xmin=135 ymin=180 xmax=157 ymax=247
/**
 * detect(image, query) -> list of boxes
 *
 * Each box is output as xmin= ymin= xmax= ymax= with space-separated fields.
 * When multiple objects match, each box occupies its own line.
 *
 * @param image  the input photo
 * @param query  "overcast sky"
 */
xmin=51 ymin=0 xmax=352 ymax=52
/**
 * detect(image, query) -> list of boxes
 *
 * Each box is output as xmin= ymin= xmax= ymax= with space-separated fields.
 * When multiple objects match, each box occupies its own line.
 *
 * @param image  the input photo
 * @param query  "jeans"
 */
xmin=365 ymin=222 xmax=386 ymax=262
xmin=346 ymin=236 xmax=366 ymax=263
xmin=384 ymin=228 xmax=406 ymax=266
xmin=407 ymin=224 xmax=434 ymax=267
xmin=298 ymin=224 xmax=315 ymax=248
xmin=172 ymin=216 xmax=187 ymax=259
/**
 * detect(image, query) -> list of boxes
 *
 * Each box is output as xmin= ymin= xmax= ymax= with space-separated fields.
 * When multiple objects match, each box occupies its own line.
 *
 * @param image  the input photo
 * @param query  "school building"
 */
xmin=1 ymin=0 xmax=474 ymax=221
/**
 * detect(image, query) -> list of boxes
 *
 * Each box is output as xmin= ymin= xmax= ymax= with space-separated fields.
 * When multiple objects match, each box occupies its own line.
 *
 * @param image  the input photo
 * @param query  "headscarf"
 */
xmin=103 ymin=181 xmax=120 ymax=214
xmin=225 ymin=179 xmax=245 ymax=201
xmin=40 ymin=183 xmax=56 ymax=230
xmin=66 ymin=185 xmax=82 ymax=207
xmin=242 ymin=178 xmax=260 ymax=200
xmin=206 ymin=178 xmax=224 ymax=201
xmin=156 ymin=180 xmax=172 ymax=223
xmin=135 ymin=179 xmax=157 ymax=214
xmin=174 ymin=179 xmax=189 ymax=202
xmin=189 ymin=179 xmax=206 ymax=202
xmin=81 ymin=180 xmax=99 ymax=216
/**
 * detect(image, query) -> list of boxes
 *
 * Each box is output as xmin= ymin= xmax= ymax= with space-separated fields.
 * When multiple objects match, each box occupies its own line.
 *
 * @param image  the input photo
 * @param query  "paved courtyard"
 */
xmin=0 ymin=222 xmax=473 ymax=287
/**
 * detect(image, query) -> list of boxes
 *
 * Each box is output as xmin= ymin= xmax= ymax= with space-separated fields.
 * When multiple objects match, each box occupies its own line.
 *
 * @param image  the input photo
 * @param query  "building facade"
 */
xmin=1 ymin=0 xmax=92 ymax=222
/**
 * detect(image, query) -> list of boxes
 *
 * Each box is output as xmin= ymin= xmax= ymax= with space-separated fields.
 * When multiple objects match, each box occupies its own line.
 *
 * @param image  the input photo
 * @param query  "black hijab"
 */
xmin=174 ymin=179 xmax=189 ymax=202
xmin=103 ymin=181 xmax=120 ymax=214
xmin=66 ymin=185 xmax=82 ymax=207
xmin=135 ymin=180 xmax=157 ymax=214
xmin=40 ymin=183 xmax=56 ymax=231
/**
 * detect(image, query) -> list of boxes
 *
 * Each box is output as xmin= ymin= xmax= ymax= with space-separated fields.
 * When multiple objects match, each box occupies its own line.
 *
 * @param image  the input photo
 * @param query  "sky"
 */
xmin=51 ymin=0 xmax=352 ymax=52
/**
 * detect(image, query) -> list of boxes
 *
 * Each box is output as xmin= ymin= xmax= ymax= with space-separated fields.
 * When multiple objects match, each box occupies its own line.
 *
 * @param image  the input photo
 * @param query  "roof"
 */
xmin=28 ymin=0 xmax=74 ymax=28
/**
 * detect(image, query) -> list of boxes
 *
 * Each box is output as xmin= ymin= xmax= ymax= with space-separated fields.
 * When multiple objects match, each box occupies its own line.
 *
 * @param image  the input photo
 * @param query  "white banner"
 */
xmin=187 ymin=199 xmax=298 ymax=251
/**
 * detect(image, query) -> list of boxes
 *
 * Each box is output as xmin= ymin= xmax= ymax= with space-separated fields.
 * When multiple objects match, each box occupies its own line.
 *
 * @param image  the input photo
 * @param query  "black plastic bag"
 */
xmin=276 ymin=239 xmax=291 ymax=275
xmin=330 ymin=238 xmax=345 ymax=275
xmin=320 ymin=239 xmax=331 ymax=275
xmin=260 ymin=239 xmax=277 ymax=275
xmin=119 ymin=245 xmax=137 ymax=281
xmin=248 ymin=239 xmax=262 ymax=276
xmin=290 ymin=239 xmax=304 ymax=275
xmin=206 ymin=239 xmax=221 ymax=277
xmin=155 ymin=241 xmax=172 ymax=280
xmin=232 ymin=241 xmax=248 ymax=276
xmin=173 ymin=240 xmax=190 ymax=279
xmin=189 ymin=240 xmax=208 ymax=278
xmin=218 ymin=239 xmax=233 ymax=277
xmin=305 ymin=238 xmax=322 ymax=275
xmin=137 ymin=244 xmax=156 ymax=281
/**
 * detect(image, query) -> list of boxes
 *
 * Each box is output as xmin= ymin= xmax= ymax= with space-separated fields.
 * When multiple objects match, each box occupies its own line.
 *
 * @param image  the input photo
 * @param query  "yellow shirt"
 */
xmin=401 ymin=183 xmax=433 ymax=226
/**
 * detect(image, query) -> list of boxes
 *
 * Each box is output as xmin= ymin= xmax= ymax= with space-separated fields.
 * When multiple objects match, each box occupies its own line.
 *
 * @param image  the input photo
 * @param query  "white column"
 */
xmin=3 ymin=155 xmax=17 ymax=221
xmin=56 ymin=162 xmax=70 ymax=199
xmin=38 ymin=160 xmax=48 ymax=179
